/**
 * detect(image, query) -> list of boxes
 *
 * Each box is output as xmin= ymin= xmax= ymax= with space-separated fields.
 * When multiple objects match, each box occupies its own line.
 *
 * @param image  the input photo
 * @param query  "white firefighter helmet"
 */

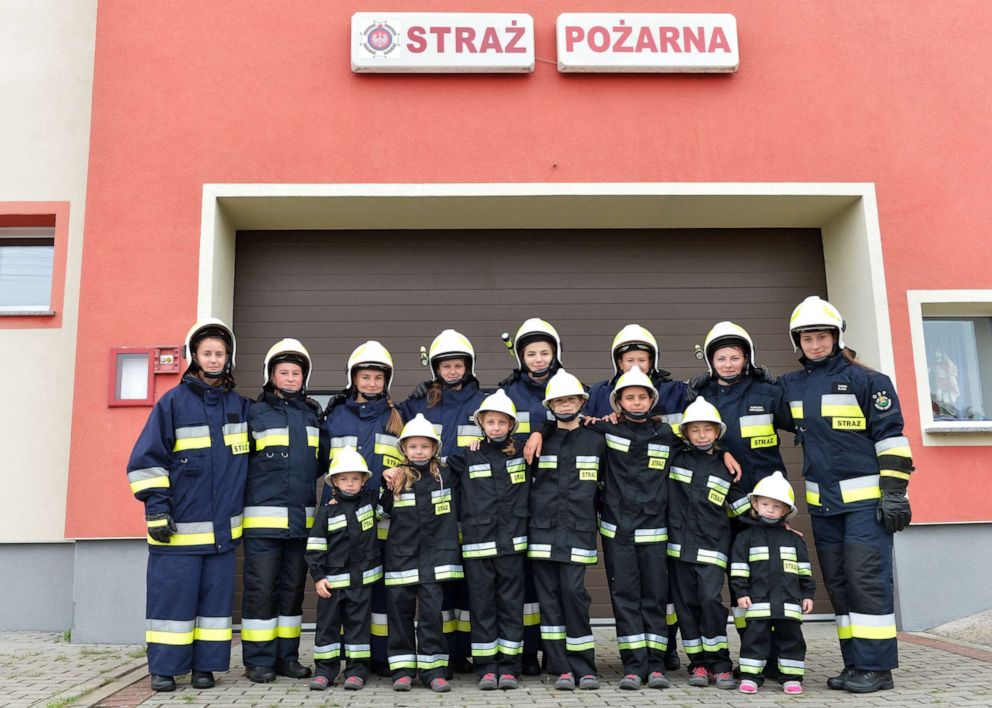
xmin=703 ymin=321 xmax=757 ymax=376
xmin=749 ymin=471 xmax=797 ymax=520
xmin=262 ymin=338 xmax=312 ymax=389
xmin=679 ymin=396 xmax=727 ymax=439
xmin=542 ymin=369 xmax=588 ymax=409
xmin=611 ymin=324 xmax=659 ymax=376
xmin=428 ymin=329 xmax=476 ymax=378
xmin=473 ymin=389 xmax=519 ymax=435
xmin=346 ymin=340 xmax=394 ymax=392
xmin=398 ymin=413 xmax=441 ymax=453
xmin=325 ymin=445 xmax=372 ymax=482
xmin=789 ymin=295 xmax=846 ymax=352
xmin=513 ymin=318 xmax=563 ymax=372
xmin=610 ymin=367 xmax=659 ymax=415
xmin=182 ymin=317 xmax=236 ymax=368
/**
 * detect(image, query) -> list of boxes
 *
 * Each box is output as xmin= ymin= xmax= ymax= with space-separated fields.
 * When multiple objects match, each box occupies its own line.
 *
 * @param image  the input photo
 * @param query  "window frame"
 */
xmin=0 ymin=204 xmax=70 ymax=329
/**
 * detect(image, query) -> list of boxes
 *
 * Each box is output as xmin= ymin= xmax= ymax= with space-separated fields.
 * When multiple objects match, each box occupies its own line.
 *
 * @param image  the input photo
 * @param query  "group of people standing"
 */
xmin=126 ymin=295 xmax=913 ymax=695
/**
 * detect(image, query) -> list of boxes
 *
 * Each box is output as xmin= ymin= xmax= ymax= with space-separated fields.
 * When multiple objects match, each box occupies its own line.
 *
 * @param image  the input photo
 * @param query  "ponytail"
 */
xmin=501 ymin=437 xmax=517 ymax=456
xmin=385 ymin=398 xmax=404 ymax=436
xmin=841 ymin=347 xmax=875 ymax=372
xmin=426 ymin=381 xmax=443 ymax=409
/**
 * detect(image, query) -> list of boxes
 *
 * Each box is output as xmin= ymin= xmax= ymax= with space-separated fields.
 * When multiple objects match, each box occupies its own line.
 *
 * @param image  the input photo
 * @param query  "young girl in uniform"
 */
xmin=380 ymin=414 xmax=462 ymax=693
xmin=447 ymin=390 xmax=529 ymax=691
xmin=126 ymin=319 xmax=250 ymax=692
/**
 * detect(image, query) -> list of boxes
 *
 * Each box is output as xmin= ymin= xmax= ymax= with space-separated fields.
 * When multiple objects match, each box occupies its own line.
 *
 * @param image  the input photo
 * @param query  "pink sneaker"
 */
xmin=739 ymin=678 xmax=758 ymax=694
xmin=687 ymin=665 xmax=711 ymax=687
xmin=783 ymin=680 xmax=803 ymax=695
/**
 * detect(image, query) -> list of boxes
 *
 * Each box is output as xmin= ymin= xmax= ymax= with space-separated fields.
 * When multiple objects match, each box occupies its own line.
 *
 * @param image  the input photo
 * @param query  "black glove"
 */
xmin=876 ymin=491 xmax=912 ymax=533
xmin=409 ymin=378 xmax=435 ymax=400
xmin=146 ymin=512 xmax=177 ymax=543
xmin=752 ymin=365 xmax=776 ymax=384
xmin=688 ymin=372 xmax=711 ymax=393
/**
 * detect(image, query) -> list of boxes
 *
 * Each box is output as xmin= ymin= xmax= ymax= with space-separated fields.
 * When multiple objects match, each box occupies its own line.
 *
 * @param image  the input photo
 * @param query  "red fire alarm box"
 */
xmin=153 ymin=346 xmax=181 ymax=374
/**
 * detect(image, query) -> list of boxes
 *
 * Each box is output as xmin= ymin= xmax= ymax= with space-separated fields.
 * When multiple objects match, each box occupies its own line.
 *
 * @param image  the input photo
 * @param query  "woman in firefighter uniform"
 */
xmin=447 ymin=390 xmax=530 ymax=690
xmin=529 ymin=370 xmax=605 ymax=691
xmin=586 ymin=324 xmax=688 ymax=424
xmin=778 ymin=296 xmax=913 ymax=694
xmin=241 ymin=339 xmax=322 ymax=683
xmin=380 ymin=414 xmax=462 ymax=692
xmin=319 ymin=339 xmax=404 ymax=670
xmin=398 ymin=329 xmax=486 ymax=672
xmin=126 ymin=319 xmax=251 ymax=692
xmin=688 ymin=322 xmax=791 ymax=641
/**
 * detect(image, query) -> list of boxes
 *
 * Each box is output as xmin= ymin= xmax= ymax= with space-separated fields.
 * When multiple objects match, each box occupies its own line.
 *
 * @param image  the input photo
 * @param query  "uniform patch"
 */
xmin=832 ymin=382 xmax=850 ymax=393
xmin=434 ymin=501 xmax=450 ymax=515
xmin=230 ymin=442 xmax=250 ymax=455
xmin=872 ymin=391 xmax=893 ymax=411
xmin=362 ymin=517 xmax=374 ymax=532
xmin=748 ymin=405 xmax=766 ymax=413
xmin=708 ymin=489 xmax=726 ymax=506
xmin=579 ymin=469 xmax=597 ymax=481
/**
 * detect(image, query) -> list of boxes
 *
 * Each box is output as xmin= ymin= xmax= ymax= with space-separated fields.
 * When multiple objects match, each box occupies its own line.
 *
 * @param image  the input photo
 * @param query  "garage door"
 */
xmin=232 ymin=228 xmax=828 ymax=622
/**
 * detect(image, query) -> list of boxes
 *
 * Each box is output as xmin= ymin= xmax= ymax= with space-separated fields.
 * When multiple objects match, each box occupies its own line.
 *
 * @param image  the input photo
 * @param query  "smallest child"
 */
xmin=305 ymin=447 xmax=381 ymax=691
xmin=730 ymin=471 xmax=815 ymax=695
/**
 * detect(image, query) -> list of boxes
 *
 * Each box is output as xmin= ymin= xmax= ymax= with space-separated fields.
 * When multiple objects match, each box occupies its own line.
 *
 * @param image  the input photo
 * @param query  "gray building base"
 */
xmin=71 ymin=539 xmax=146 ymax=643
xmin=894 ymin=523 xmax=992 ymax=631
xmin=0 ymin=543 xmax=74 ymax=631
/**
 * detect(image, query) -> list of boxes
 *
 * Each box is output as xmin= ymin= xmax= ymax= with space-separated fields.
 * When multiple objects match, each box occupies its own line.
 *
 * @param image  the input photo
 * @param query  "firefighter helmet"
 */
xmin=182 ymin=318 xmax=236 ymax=371
xmin=611 ymin=324 xmax=659 ymax=376
xmin=679 ymin=397 xmax=727 ymax=439
xmin=473 ymin=389 xmax=519 ymax=435
xmin=325 ymin=445 xmax=372 ymax=482
xmin=789 ymin=295 xmax=846 ymax=352
xmin=428 ymin=329 xmax=476 ymax=378
xmin=262 ymin=338 xmax=312 ymax=389
xmin=346 ymin=340 xmax=394 ymax=392
xmin=513 ymin=318 xmax=562 ymax=372
xmin=542 ymin=369 xmax=587 ymax=408
xmin=749 ymin=471 xmax=797 ymax=520
xmin=398 ymin=413 xmax=441 ymax=451
xmin=703 ymin=321 xmax=756 ymax=376
xmin=610 ymin=367 xmax=659 ymax=415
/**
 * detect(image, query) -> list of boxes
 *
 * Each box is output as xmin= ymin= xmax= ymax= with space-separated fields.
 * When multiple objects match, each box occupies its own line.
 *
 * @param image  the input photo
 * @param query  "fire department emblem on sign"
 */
xmin=361 ymin=21 xmax=400 ymax=58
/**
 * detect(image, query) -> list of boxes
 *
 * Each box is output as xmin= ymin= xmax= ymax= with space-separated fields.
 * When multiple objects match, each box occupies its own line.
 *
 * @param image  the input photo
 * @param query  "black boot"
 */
xmin=826 ymin=666 xmax=856 ymax=690
xmin=664 ymin=651 xmax=680 ymax=672
xmin=150 ymin=674 xmax=175 ymax=692
xmin=521 ymin=653 xmax=542 ymax=676
xmin=275 ymin=660 xmax=312 ymax=679
xmin=245 ymin=665 xmax=276 ymax=683
xmin=449 ymin=656 xmax=474 ymax=674
xmin=191 ymin=670 xmax=215 ymax=689
xmin=846 ymin=669 xmax=894 ymax=693
xmin=371 ymin=660 xmax=393 ymax=677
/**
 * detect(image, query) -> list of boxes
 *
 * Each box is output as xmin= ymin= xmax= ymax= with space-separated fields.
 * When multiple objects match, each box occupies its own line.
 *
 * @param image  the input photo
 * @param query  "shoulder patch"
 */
xmin=872 ymin=391 xmax=893 ymax=411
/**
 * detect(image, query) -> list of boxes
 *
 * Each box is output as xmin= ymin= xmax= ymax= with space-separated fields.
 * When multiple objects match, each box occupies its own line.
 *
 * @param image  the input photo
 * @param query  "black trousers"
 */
xmin=533 ymin=560 xmax=596 ymax=678
xmin=313 ymin=585 xmax=372 ymax=681
xmin=241 ymin=537 xmax=308 ymax=668
xmin=739 ymin=618 xmax=807 ymax=684
xmin=670 ymin=560 xmax=731 ymax=674
xmin=386 ymin=582 xmax=447 ymax=684
xmin=464 ymin=554 xmax=525 ymax=677
xmin=603 ymin=538 xmax=668 ymax=678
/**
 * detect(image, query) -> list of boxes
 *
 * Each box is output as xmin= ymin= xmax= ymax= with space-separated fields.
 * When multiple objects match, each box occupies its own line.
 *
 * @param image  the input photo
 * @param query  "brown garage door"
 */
xmin=231 ymin=228 xmax=829 ymax=622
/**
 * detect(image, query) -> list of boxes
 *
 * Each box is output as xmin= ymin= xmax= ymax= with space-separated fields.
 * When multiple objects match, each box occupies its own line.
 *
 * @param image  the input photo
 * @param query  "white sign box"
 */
xmin=556 ymin=13 xmax=739 ymax=73
xmin=352 ymin=12 xmax=535 ymax=73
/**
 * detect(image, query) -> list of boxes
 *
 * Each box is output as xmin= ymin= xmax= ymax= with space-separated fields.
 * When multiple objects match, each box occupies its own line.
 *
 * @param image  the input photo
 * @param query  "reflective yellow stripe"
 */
xmin=146 ymin=630 xmax=194 ymax=645
xmin=789 ymin=401 xmax=803 ymax=418
xmin=243 ymin=517 xmax=289 ymax=529
xmin=880 ymin=470 xmax=911 ymax=480
xmin=457 ymin=435 xmax=483 ymax=447
xmin=840 ymin=475 xmax=881 ymax=503
xmin=148 ymin=532 xmax=215 ymax=546
xmin=224 ymin=432 xmax=249 ymax=447
xmin=256 ymin=434 xmax=289 ymax=450
xmin=805 ymin=482 xmax=820 ymax=506
xmin=242 ymin=627 xmax=278 ymax=642
xmin=172 ymin=437 xmax=211 ymax=452
xmin=130 ymin=476 xmax=170 ymax=494
xmin=823 ymin=405 xmax=863 ymax=418
xmin=193 ymin=627 xmax=232 ymax=641
xmin=277 ymin=625 xmax=302 ymax=639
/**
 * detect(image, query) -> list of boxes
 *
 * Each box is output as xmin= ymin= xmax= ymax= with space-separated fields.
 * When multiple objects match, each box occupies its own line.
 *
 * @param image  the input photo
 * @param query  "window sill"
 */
xmin=0 ymin=309 xmax=56 ymax=317
xmin=924 ymin=422 xmax=992 ymax=434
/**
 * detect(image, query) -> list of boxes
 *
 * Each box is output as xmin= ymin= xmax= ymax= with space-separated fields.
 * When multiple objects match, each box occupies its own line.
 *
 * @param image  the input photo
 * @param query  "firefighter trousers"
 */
xmin=443 ymin=579 xmax=472 ymax=663
xmin=146 ymin=550 xmax=236 ymax=677
xmin=313 ymin=585 xmax=371 ymax=682
xmin=811 ymin=508 xmax=897 ymax=670
xmin=522 ymin=559 xmax=541 ymax=659
xmin=533 ymin=560 xmax=597 ymax=678
xmin=670 ymin=560 xmax=731 ymax=674
xmin=739 ymin=618 xmax=806 ymax=684
xmin=240 ymin=537 xmax=307 ymax=668
xmin=386 ymin=581 xmax=447 ymax=684
xmin=603 ymin=538 xmax=669 ymax=678
xmin=464 ymin=554 xmax=525 ymax=677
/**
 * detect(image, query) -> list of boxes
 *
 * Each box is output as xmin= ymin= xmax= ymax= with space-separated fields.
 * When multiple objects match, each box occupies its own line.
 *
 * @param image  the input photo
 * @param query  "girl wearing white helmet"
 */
xmin=125 ymin=319 xmax=251 ymax=693
xmin=729 ymin=472 xmax=815 ymax=696
xmin=241 ymin=339 xmax=322 ymax=683
xmin=446 ymin=390 xmax=530 ymax=690
xmin=379 ymin=414 xmax=462 ymax=693
xmin=778 ymin=295 xmax=913 ymax=694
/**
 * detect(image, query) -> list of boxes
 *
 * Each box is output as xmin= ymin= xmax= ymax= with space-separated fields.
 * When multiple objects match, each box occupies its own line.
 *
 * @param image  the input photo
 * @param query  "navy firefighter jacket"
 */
xmin=399 ymin=378 xmax=486 ymax=460
xmin=499 ymin=372 xmax=560 ymax=444
xmin=319 ymin=393 xmax=402 ymax=502
xmin=126 ymin=375 xmax=251 ymax=554
xmin=586 ymin=370 xmax=688 ymax=425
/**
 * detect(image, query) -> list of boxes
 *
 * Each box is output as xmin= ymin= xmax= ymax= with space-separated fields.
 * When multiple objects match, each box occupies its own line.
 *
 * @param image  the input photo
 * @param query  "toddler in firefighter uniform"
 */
xmin=240 ymin=339 xmax=322 ymax=684
xmin=305 ymin=446 xmax=381 ymax=691
xmin=528 ymin=370 xmax=605 ymax=691
xmin=667 ymin=397 xmax=749 ymax=690
xmin=447 ymin=390 xmax=530 ymax=690
xmin=380 ymin=413 xmax=463 ymax=692
xmin=126 ymin=319 xmax=251 ymax=692
xmin=731 ymin=471 xmax=815 ymax=694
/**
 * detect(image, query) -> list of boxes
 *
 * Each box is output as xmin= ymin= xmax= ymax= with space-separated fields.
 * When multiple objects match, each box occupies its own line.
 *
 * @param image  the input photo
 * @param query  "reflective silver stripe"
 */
xmin=779 ymin=658 xmax=805 ymax=668
xmin=669 ymin=466 xmax=693 ymax=482
xmin=875 ymin=436 xmax=910 ymax=454
xmin=570 ymin=547 xmax=596 ymax=558
xmin=346 ymin=643 xmax=371 ymax=652
xmin=128 ymin=467 xmax=168 ymax=483
xmin=174 ymin=521 xmax=213 ymax=534
xmin=740 ymin=657 xmax=766 ymax=669
xmin=472 ymin=640 xmax=498 ymax=651
xmin=575 ymin=455 xmax=599 ymax=466
xmin=314 ymin=642 xmax=341 ymax=653
xmin=468 ymin=463 xmax=491 ymax=472
xmin=330 ymin=436 xmax=358 ymax=447
xmin=306 ymin=538 xmax=327 ymax=551
xmin=231 ymin=514 xmax=243 ymax=529
xmin=417 ymin=652 xmax=449 ymax=662
xmin=780 ymin=547 xmax=798 ymax=559
xmin=605 ymin=433 xmax=631 ymax=449
xmin=242 ymin=618 xmax=278 ymax=630
xmin=457 ymin=425 xmax=482 ymax=437
xmin=176 ymin=425 xmax=210 ymax=439
xmin=660 ymin=413 xmax=682 ymax=426
xmin=790 ymin=400 xmax=804 ymax=417
xmin=375 ymin=433 xmax=399 ymax=445
xmin=278 ymin=615 xmax=302 ymax=628
xmin=356 ymin=504 xmax=374 ymax=518
xmin=371 ymin=613 xmax=387 ymax=627
xmin=363 ymin=565 xmax=383 ymax=580
xmin=389 ymin=653 xmax=417 ymax=664
xmin=839 ymin=475 xmax=881 ymax=493
xmin=523 ymin=602 xmax=540 ymax=616
xmin=783 ymin=603 xmax=803 ymax=615
xmin=599 ymin=519 xmax=617 ymax=533
xmin=538 ymin=455 xmax=558 ymax=465
xmin=222 ymin=422 xmax=247 ymax=435
xmin=850 ymin=611 xmax=897 ymax=627
xmin=306 ymin=425 xmax=320 ymax=439
xmin=566 ymin=635 xmax=595 ymax=646
xmin=325 ymin=573 xmax=350 ymax=584
xmin=702 ymin=635 xmax=728 ymax=646
xmin=707 ymin=475 xmax=730 ymax=492
xmin=244 ymin=506 xmax=287 ymax=518
xmin=512 ymin=535 xmax=528 ymax=548
xmin=385 ymin=569 xmax=419 ymax=582
xmin=634 ymin=527 xmax=667 ymax=540
xmin=822 ymin=393 xmax=861 ymax=407
xmin=434 ymin=564 xmax=463 ymax=575
xmin=463 ymin=541 xmax=497 ymax=553
xmin=431 ymin=488 xmax=452 ymax=501
xmin=147 ymin=619 xmax=195 ymax=632
xmin=432 ymin=423 xmax=444 ymax=436
xmin=739 ymin=413 xmax=773 ymax=433
xmin=647 ymin=443 xmax=670 ymax=455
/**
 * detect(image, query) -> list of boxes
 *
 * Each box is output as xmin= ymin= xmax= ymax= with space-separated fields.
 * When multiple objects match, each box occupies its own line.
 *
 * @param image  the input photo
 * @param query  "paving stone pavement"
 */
xmin=0 ymin=631 xmax=145 ymax=708
xmin=3 ymin=624 xmax=990 ymax=707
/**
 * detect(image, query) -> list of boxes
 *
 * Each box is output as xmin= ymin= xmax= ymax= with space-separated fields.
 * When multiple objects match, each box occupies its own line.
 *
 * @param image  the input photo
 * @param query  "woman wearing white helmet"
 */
xmin=125 ymin=319 xmax=251 ymax=692
xmin=778 ymin=296 xmax=913 ymax=694
xmin=241 ymin=339 xmax=322 ymax=683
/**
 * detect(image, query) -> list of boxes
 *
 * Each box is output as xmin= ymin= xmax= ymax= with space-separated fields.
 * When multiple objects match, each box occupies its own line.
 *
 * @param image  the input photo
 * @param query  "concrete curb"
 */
xmin=901 ymin=631 xmax=992 ymax=664
xmin=64 ymin=657 xmax=148 ymax=708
